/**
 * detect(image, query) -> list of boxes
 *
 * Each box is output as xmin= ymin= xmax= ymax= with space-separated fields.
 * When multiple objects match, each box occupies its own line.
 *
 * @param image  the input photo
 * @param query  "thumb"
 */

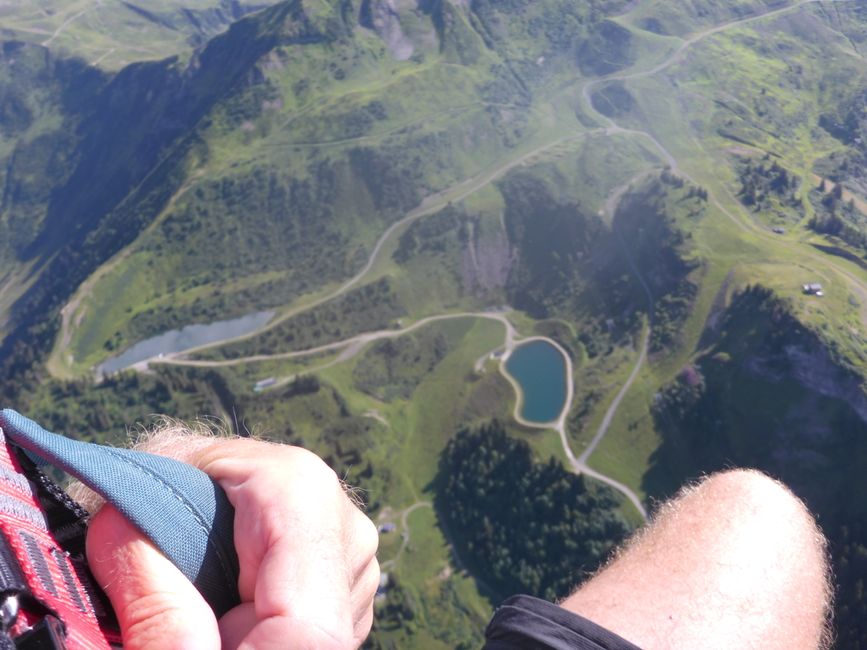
xmin=86 ymin=505 xmax=221 ymax=650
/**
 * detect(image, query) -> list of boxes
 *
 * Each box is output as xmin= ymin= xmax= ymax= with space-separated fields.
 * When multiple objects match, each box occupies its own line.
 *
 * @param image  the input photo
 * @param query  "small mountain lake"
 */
xmin=504 ymin=339 xmax=568 ymax=424
xmin=98 ymin=310 xmax=274 ymax=376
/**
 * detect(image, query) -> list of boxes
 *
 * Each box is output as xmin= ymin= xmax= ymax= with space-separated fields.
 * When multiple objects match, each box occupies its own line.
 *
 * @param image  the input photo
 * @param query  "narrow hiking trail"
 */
xmin=379 ymin=501 xmax=432 ymax=572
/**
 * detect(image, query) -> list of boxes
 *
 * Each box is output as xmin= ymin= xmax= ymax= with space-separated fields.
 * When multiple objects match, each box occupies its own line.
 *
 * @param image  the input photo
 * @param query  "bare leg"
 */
xmin=561 ymin=470 xmax=832 ymax=650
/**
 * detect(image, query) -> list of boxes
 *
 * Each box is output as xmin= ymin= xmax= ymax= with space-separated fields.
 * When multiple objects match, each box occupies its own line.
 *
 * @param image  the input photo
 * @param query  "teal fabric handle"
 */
xmin=0 ymin=409 xmax=240 ymax=618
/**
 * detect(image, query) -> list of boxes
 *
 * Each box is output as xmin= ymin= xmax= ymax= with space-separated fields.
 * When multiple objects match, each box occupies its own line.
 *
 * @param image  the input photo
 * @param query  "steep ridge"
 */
xmin=1 ymin=2 xmax=322 ymax=355
xmin=32 ymin=0 xmax=652 ymax=374
xmin=0 ymin=1 xmax=278 ymax=69
xmin=648 ymin=285 xmax=867 ymax=644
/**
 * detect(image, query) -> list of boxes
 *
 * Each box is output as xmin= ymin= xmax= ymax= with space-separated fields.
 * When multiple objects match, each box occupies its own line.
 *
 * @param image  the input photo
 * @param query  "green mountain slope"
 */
xmin=0 ymin=1 xmax=277 ymax=70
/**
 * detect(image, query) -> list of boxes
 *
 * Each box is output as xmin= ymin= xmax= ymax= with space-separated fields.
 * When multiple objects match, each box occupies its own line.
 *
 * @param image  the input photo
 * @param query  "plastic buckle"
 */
xmin=13 ymin=615 xmax=66 ymax=650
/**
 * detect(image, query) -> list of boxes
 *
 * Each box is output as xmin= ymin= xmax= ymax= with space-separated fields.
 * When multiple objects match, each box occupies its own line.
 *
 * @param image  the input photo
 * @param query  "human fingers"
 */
xmin=192 ymin=440 xmax=379 ymax=649
xmin=351 ymin=556 xmax=380 ymax=645
xmin=86 ymin=504 xmax=221 ymax=650
xmin=216 ymin=562 xmax=378 ymax=650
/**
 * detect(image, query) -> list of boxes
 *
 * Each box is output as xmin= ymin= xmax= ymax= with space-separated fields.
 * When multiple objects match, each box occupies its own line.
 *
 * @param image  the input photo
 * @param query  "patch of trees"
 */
xmin=469 ymin=0 xmax=623 ymax=84
xmin=650 ymin=363 xmax=729 ymax=476
xmin=478 ymin=63 xmax=532 ymax=107
xmin=434 ymin=0 xmax=484 ymax=68
xmin=0 ymin=81 xmax=34 ymax=135
xmin=2 ymin=365 xmax=207 ymax=447
xmin=819 ymin=86 xmax=867 ymax=147
xmin=614 ymin=179 xmax=703 ymax=353
xmin=660 ymin=169 xmax=708 ymax=201
xmin=153 ymin=162 xmax=346 ymax=280
xmin=501 ymin=171 xmax=608 ymax=320
xmin=737 ymin=156 xmax=801 ymax=212
xmin=436 ymin=421 xmax=631 ymax=601
xmin=281 ymin=375 xmax=321 ymax=399
xmin=651 ymin=282 xmax=699 ymax=352
xmin=0 ymin=308 xmax=60 ymax=406
xmin=367 ymin=574 xmax=417 ymax=637
xmin=503 ymin=171 xmax=700 ymax=354
xmin=286 ymin=98 xmax=390 ymax=143
xmin=348 ymin=147 xmax=425 ymax=220
xmin=833 ymin=523 xmax=867 ymax=647
xmin=340 ymin=101 xmax=389 ymax=140
xmin=577 ymin=20 xmax=635 ymax=76
xmin=532 ymin=320 xmax=579 ymax=362
xmin=808 ymin=179 xmax=867 ymax=251
xmin=648 ymin=285 xmax=844 ymax=490
xmin=204 ymin=277 xmax=406 ymax=360
xmin=393 ymin=205 xmax=470 ymax=264
xmin=590 ymin=81 xmax=635 ymax=119
xmin=217 ymin=77 xmax=280 ymax=129
xmin=366 ymin=573 xmax=484 ymax=649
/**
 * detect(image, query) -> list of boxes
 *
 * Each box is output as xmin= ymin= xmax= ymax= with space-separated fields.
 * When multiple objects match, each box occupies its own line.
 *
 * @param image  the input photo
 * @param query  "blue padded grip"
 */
xmin=0 ymin=409 xmax=239 ymax=617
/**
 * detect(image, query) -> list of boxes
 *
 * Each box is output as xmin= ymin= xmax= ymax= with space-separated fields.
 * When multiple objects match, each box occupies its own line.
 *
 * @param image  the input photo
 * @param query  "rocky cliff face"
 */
xmin=649 ymin=285 xmax=867 ymax=517
xmin=360 ymin=0 xmax=417 ymax=60
xmin=358 ymin=0 xmax=472 ymax=61
xmin=750 ymin=342 xmax=867 ymax=425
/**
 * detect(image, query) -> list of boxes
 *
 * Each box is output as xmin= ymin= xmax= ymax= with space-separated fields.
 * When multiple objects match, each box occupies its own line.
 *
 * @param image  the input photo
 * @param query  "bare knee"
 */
xmin=665 ymin=469 xmax=828 ymax=575
xmin=682 ymin=469 xmax=809 ymax=517
xmin=688 ymin=468 xmax=803 ymax=509
xmin=677 ymin=469 xmax=825 ymax=552
xmin=658 ymin=469 xmax=831 ymax=645
xmin=563 ymin=469 xmax=832 ymax=650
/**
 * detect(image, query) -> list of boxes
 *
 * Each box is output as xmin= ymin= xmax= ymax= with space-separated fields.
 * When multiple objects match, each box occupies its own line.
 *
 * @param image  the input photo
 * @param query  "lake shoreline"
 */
xmin=499 ymin=336 xmax=573 ymax=429
xmin=98 ymin=310 xmax=275 ymax=377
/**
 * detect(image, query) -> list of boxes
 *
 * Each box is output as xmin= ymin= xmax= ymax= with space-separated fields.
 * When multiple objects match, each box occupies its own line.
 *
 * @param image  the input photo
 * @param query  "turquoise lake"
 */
xmin=505 ymin=340 xmax=568 ymax=424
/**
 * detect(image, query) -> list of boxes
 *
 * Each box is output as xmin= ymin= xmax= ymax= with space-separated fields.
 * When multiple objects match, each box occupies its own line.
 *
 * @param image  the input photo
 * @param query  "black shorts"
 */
xmin=484 ymin=595 xmax=642 ymax=650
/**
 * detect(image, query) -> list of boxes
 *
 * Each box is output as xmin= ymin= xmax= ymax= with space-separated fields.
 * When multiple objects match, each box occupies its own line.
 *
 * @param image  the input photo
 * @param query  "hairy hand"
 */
xmin=85 ymin=435 xmax=379 ymax=650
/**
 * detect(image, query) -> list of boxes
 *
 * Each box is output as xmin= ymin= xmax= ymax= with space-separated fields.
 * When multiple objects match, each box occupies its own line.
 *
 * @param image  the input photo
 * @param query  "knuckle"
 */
xmin=363 ymin=558 xmax=381 ymax=596
xmin=354 ymin=608 xmax=375 ymax=647
xmin=355 ymin=511 xmax=379 ymax=557
xmin=119 ymin=592 xmax=189 ymax=647
xmin=286 ymin=446 xmax=340 ymax=485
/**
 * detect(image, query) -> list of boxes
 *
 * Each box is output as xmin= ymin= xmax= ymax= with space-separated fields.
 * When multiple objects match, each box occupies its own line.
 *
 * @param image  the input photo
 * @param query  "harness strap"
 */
xmin=0 ymin=410 xmax=241 ymax=640
xmin=0 ymin=422 xmax=113 ymax=648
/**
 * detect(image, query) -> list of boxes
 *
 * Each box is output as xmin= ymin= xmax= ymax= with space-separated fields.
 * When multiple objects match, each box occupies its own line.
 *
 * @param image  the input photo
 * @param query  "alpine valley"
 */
xmin=3 ymin=1 xmax=867 ymax=646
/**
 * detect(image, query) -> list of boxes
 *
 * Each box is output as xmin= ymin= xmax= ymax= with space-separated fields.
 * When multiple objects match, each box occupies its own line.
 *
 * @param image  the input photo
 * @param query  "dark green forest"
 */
xmin=436 ymin=421 xmax=631 ymax=601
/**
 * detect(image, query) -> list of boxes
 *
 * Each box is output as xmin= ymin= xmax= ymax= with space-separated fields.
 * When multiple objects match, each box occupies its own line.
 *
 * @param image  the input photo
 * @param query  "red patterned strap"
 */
xmin=0 ymin=426 xmax=118 ymax=649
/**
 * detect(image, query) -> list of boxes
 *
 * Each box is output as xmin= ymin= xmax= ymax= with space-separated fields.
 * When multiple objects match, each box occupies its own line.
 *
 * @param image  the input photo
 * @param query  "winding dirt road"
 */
xmin=102 ymin=0 xmax=867 ymax=527
xmin=569 ymin=0 xmax=867 ymax=513
xmin=154 ymin=135 xmax=588 ymax=363
xmin=153 ymin=310 xmax=517 ymax=368
xmin=379 ymin=501 xmax=432 ymax=572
